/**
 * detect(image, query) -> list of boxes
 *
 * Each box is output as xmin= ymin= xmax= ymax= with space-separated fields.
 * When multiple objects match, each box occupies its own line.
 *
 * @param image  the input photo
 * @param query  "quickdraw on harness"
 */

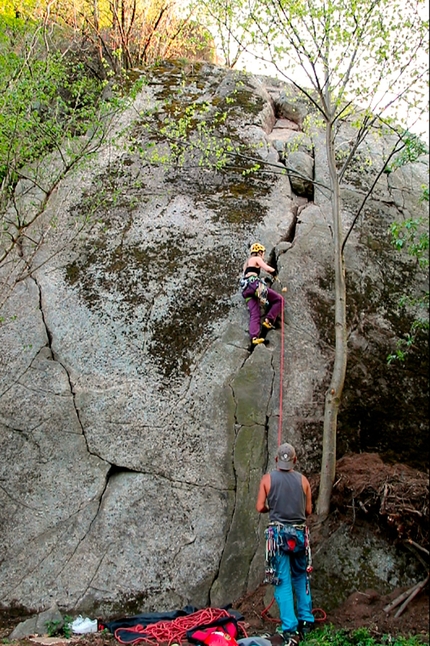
xmin=304 ymin=525 xmax=313 ymax=584
xmin=239 ymin=275 xmax=268 ymax=306
xmin=264 ymin=522 xmax=313 ymax=593
xmin=264 ymin=525 xmax=280 ymax=586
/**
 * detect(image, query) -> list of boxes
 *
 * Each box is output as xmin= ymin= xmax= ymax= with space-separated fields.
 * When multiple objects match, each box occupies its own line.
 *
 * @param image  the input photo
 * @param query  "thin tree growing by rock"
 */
xmin=194 ymin=0 xmax=429 ymax=518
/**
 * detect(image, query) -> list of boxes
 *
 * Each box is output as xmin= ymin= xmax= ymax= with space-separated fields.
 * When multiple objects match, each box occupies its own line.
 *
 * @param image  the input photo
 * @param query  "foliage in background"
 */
xmin=0 ymin=16 xmax=105 ymax=188
xmin=306 ymin=626 xmax=427 ymax=645
xmin=388 ymin=214 xmax=429 ymax=364
xmin=129 ymin=97 xmax=238 ymax=170
xmin=386 ymin=133 xmax=429 ymax=364
xmin=0 ymin=8 xmax=129 ymax=313
xmin=190 ymin=0 xmax=256 ymax=68
xmin=45 ymin=616 xmax=73 ymax=639
xmin=387 ymin=133 xmax=429 ymax=174
xmin=9 ymin=0 xmax=216 ymax=75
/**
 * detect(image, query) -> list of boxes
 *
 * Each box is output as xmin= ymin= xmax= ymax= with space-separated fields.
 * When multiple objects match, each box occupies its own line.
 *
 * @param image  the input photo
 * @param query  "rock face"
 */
xmin=0 ymin=61 xmax=428 ymax=616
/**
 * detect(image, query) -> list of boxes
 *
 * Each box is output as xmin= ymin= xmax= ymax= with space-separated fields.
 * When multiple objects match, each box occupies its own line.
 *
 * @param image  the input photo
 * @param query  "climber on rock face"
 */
xmin=241 ymin=242 xmax=283 ymax=345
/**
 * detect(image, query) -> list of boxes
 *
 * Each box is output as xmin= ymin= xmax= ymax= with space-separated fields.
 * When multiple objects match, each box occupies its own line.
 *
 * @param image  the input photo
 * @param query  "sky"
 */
xmin=196 ymin=0 xmax=429 ymax=145
xmin=235 ymin=52 xmax=429 ymax=145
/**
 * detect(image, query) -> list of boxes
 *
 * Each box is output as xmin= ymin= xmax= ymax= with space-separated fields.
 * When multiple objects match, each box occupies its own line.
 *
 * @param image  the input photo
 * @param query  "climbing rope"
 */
xmin=267 ymin=293 xmax=327 ymax=627
xmin=114 ymin=608 xmax=247 ymax=646
xmin=278 ymin=295 xmax=285 ymax=447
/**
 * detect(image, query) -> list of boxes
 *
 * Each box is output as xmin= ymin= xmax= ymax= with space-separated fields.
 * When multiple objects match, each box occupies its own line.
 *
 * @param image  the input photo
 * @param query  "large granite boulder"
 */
xmin=0 ymin=61 xmax=427 ymax=617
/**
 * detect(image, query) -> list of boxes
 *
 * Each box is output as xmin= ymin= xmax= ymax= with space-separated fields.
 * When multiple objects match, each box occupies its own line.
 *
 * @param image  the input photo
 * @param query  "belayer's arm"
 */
xmin=302 ymin=475 xmax=313 ymax=516
xmin=256 ymin=473 xmax=271 ymax=513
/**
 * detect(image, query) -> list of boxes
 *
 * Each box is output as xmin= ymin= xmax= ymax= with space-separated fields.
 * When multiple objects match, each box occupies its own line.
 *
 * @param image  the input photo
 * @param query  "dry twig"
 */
xmin=394 ymin=574 xmax=429 ymax=618
xmin=383 ymin=581 xmax=423 ymax=613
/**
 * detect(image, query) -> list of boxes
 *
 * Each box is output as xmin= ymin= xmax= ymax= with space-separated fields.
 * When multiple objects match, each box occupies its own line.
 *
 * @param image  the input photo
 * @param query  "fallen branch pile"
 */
xmin=383 ymin=571 xmax=429 ymax=618
xmin=322 ymin=453 xmax=429 ymax=618
xmin=329 ymin=453 xmax=429 ymax=549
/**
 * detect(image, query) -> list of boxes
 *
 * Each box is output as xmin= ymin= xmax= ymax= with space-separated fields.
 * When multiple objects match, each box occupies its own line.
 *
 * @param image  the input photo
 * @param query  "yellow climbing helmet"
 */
xmin=250 ymin=242 xmax=266 ymax=254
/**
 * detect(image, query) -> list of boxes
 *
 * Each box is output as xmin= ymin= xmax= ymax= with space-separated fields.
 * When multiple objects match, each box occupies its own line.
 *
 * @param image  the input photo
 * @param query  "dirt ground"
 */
xmin=1 ymin=584 xmax=429 ymax=646
xmin=1 ymin=454 xmax=428 ymax=645
xmin=233 ymin=581 xmax=429 ymax=639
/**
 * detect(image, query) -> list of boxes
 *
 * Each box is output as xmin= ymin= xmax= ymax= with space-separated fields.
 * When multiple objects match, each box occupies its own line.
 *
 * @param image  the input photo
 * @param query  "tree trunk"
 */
xmin=316 ymin=119 xmax=348 ymax=519
xmin=93 ymin=0 xmax=104 ymax=71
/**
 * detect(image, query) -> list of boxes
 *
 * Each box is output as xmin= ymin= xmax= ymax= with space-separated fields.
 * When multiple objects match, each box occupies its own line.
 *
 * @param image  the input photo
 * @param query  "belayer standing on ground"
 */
xmin=241 ymin=242 xmax=283 ymax=345
xmin=256 ymin=443 xmax=315 ymax=645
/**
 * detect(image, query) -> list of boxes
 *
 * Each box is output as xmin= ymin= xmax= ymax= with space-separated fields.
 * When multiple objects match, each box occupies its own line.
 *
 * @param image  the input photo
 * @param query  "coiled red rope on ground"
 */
xmin=312 ymin=608 xmax=327 ymax=622
xmin=114 ymin=608 xmax=247 ymax=646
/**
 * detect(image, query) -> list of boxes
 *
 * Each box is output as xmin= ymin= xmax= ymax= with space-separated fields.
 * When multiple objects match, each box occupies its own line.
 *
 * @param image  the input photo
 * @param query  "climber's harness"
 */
xmin=264 ymin=522 xmax=313 ymax=592
xmin=240 ymin=275 xmax=268 ymax=305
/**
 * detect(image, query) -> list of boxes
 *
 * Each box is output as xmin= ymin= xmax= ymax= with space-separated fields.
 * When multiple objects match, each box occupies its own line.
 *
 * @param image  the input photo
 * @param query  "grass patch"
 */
xmin=305 ymin=626 xmax=428 ymax=645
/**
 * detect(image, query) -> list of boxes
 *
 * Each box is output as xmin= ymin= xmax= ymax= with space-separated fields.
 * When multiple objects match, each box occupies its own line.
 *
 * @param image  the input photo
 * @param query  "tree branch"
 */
xmin=341 ymin=136 xmax=406 ymax=253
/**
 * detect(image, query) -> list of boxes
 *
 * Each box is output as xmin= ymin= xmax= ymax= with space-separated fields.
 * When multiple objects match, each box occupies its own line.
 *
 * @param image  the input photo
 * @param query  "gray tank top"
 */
xmin=267 ymin=470 xmax=306 ymax=524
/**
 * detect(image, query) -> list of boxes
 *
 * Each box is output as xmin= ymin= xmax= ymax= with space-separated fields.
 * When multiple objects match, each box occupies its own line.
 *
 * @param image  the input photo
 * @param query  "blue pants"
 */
xmin=273 ymin=548 xmax=314 ymax=633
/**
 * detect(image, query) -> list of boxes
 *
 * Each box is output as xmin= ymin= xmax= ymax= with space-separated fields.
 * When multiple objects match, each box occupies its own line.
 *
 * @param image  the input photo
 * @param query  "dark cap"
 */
xmin=276 ymin=443 xmax=296 ymax=470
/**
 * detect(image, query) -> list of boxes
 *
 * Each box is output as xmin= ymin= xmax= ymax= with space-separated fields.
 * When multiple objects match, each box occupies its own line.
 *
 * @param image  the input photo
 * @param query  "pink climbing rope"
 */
xmin=278 ymin=296 xmax=285 ymax=447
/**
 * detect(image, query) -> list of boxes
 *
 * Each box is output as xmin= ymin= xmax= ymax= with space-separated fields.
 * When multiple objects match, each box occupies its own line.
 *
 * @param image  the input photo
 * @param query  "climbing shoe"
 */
xmin=262 ymin=319 xmax=276 ymax=329
xmin=251 ymin=337 xmax=265 ymax=345
xmin=282 ymin=631 xmax=300 ymax=646
xmin=298 ymin=621 xmax=315 ymax=638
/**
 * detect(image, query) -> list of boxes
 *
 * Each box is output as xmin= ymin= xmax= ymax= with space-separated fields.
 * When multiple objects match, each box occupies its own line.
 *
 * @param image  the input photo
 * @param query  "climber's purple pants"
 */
xmin=246 ymin=297 xmax=262 ymax=338
xmin=242 ymin=281 xmax=283 ymax=339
